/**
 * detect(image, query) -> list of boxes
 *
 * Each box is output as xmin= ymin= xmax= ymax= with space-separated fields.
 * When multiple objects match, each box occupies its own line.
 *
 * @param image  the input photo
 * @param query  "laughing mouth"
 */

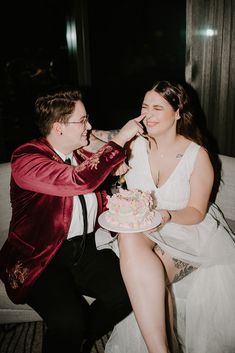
xmin=147 ymin=122 xmax=159 ymax=127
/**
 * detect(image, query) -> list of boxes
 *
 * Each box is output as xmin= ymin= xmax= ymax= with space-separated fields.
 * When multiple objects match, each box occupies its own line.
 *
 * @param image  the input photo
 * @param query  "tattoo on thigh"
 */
xmin=173 ymin=258 xmax=197 ymax=283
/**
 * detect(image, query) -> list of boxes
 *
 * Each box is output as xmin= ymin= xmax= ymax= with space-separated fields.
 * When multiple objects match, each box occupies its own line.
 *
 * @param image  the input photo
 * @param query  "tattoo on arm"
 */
xmin=85 ymin=129 xmax=120 ymax=153
xmin=92 ymin=129 xmax=120 ymax=142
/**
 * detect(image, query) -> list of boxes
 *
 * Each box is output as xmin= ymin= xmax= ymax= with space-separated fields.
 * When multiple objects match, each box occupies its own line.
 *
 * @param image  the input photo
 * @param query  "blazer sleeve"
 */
xmin=11 ymin=141 xmax=126 ymax=196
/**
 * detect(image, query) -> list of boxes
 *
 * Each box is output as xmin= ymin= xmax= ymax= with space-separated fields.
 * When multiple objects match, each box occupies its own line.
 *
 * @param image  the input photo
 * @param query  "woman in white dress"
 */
xmin=96 ymin=81 xmax=235 ymax=353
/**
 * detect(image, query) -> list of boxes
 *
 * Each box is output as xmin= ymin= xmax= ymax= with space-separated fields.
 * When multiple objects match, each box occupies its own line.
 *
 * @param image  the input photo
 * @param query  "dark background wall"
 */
xmin=0 ymin=0 xmax=186 ymax=162
xmin=86 ymin=1 xmax=186 ymax=129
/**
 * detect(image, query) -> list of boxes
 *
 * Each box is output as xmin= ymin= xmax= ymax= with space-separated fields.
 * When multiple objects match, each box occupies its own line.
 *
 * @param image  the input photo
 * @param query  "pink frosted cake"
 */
xmin=105 ymin=188 xmax=156 ymax=229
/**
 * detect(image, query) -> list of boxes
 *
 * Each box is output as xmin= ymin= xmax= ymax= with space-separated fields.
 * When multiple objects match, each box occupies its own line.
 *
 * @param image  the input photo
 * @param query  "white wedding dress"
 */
xmin=96 ymin=136 xmax=235 ymax=353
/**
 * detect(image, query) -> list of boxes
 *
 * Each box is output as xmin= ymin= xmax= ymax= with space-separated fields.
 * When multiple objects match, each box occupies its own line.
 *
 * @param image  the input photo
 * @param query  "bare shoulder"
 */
xmin=194 ymin=146 xmax=214 ymax=179
xmin=196 ymin=146 xmax=212 ymax=164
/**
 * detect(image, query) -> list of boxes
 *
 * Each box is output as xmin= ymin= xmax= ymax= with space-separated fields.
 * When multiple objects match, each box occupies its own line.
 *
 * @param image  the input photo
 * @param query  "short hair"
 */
xmin=35 ymin=90 xmax=82 ymax=136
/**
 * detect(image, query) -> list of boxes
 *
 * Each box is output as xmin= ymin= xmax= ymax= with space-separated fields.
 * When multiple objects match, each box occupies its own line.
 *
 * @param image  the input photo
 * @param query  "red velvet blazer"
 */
xmin=0 ymin=137 xmax=125 ymax=304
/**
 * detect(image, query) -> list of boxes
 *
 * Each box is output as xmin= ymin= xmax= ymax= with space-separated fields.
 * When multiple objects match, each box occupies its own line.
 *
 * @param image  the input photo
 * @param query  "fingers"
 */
xmin=135 ymin=125 xmax=144 ymax=136
xmin=134 ymin=114 xmax=146 ymax=123
xmin=111 ymin=114 xmax=146 ymax=147
xmin=134 ymin=114 xmax=145 ymax=135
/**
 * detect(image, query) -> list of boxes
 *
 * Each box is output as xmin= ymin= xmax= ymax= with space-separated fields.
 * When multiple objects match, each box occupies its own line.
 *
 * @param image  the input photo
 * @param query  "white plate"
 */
xmin=98 ymin=211 xmax=162 ymax=233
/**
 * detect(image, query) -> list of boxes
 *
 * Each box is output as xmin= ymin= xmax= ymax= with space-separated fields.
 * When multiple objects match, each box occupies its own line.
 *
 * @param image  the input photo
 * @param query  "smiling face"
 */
xmin=141 ymin=90 xmax=180 ymax=138
xmin=51 ymin=100 xmax=92 ymax=153
xmin=61 ymin=100 xmax=92 ymax=150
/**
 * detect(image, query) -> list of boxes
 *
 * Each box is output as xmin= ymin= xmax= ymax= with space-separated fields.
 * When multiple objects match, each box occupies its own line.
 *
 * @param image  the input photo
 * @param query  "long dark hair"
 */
xmin=151 ymin=81 xmax=205 ymax=146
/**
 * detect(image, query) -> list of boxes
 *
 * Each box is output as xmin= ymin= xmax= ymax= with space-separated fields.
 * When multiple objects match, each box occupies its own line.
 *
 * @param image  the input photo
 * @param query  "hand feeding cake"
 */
xmin=105 ymin=188 xmax=156 ymax=230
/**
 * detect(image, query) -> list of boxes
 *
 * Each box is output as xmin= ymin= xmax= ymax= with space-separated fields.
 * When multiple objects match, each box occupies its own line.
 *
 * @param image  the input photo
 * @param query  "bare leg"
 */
xmin=118 ymin=232 xmax=171 ymax=353
xmin=154 ymin=244 xmax=197 ymax=353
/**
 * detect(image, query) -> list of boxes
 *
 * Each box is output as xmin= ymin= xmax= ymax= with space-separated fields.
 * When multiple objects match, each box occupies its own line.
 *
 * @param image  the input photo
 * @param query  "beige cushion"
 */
xmin=0 ymin=163 xmax=42 ymax=323
xmin=227 ymin=219 xmax=235 ymax=232
xmin=215 ymin=155 xmax=235 ymax=222
xmin=0 ymin=163 xmax=11 ymax=246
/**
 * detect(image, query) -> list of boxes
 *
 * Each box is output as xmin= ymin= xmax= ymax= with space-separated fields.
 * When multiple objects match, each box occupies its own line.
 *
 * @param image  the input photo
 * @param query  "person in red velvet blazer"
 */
xmin=0 ymin=89 xmax=145 ymax=353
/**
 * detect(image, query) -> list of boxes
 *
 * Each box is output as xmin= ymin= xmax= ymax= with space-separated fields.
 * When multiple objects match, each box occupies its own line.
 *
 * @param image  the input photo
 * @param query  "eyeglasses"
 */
xmin=67 ymin=114 xmax=89 ymax=125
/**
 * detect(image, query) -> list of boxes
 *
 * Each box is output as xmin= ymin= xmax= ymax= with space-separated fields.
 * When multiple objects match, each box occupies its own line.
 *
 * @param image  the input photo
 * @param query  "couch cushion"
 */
xmin=0 ymin=230 xmax=8 ymax=252
xmin=227 ymin=218 xmax=235 ymax=233
xmin=0 ymin=163 xmax=11 ymax=252
xmin=0 ymin=163 xmax=11 ymax=241
xmin=215 ymin=155 xmax=235 ymax=222
xmin=0 ymin=281 xmax=42 ymax=323
xmin=0 ymin=163 xmax=42 ymax=323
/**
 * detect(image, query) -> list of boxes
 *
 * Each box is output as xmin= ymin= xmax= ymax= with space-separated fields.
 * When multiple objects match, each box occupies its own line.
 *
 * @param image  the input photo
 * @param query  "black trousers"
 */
xmin=27 ymin=233 xmax=132 ymax=353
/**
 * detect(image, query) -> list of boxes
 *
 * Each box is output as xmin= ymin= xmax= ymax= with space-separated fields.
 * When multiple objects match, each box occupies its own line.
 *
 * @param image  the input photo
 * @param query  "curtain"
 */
xmin=186 ymin=0 xmax=235 ymax=157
